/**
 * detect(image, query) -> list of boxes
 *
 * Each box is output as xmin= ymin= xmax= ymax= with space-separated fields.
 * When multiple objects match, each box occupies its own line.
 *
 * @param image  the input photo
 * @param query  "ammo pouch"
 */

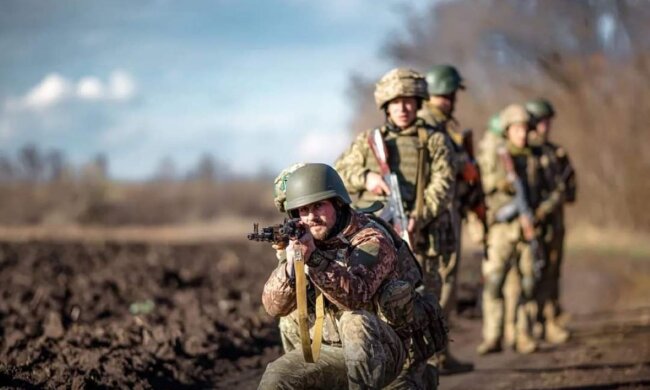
xmin=409 ymin=292 xmax=448 ymax=360
xmin=375 ymin=279 xmax=415 ymax=332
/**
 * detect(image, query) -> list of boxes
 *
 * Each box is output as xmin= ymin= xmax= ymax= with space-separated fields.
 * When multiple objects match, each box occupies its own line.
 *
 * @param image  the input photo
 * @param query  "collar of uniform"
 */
xmin=316 ymin=211 xmax=369 ymax=250
xmin=506 ymin=141 xmax=532 ymax=157
xmin=383 ymin=118 xmax=427 ymax=137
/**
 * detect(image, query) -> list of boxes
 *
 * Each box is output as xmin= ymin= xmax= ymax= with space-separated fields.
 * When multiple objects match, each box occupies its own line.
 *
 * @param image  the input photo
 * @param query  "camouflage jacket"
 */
xmin=334 ymin=118 xmax=455 ymax=227
xmin=540 ymin=141 xmax=577 ymax=228
xmin=480 ymin=142 xmax=563 ymax=229
xmin=418 ymin=102 xmax=477 ymax=213
xmin=262 ymin=211 xmax=399 ymax=344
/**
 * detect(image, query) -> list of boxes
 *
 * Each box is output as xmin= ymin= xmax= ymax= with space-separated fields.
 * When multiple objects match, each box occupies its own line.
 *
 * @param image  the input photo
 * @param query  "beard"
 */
xmin=308 ymin=220 xmax=330 ymax=241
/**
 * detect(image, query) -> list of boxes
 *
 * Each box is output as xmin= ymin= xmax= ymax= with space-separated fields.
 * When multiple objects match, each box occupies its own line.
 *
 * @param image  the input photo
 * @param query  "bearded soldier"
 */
xmin=418 ymin=64 xmax=477 ymax=374
xmin=526 ymin=98 xmax=577 ymax=344
xmin=258 ymin=163 xmax=408 ymax=389
xmin=477 ymin=104 xmax=565 ymax=355
xmin=334 ymin=68 xmax=459 ymax=379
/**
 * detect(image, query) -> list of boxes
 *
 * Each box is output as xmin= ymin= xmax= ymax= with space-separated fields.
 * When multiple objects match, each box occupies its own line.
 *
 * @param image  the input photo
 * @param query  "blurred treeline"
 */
xmin=348 ymin=0 xmax=650 ymax=231
xmin=0 ymin=144 xmax=274 ymax=225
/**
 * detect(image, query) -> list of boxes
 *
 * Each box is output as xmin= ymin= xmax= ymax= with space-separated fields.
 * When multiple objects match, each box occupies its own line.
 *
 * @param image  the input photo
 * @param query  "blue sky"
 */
xmin=0 ymin=0 xmax=431 ymax=179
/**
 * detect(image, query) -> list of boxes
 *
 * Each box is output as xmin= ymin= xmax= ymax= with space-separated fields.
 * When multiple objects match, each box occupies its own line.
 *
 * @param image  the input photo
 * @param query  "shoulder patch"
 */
xmin=349 ymin=241 xmax=381 ymax=267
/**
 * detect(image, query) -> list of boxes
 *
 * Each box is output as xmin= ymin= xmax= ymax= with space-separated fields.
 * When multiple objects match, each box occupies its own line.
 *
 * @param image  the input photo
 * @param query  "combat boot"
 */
xmin=434 ymin=352 xmax=474 ymax=375
xmin=476 ymin=338 xmax=502 ymax=355
xmin=515 ymin=333 xmax=537 ymax=354
xmin=545 ymin=321 xmax=570 ymax=344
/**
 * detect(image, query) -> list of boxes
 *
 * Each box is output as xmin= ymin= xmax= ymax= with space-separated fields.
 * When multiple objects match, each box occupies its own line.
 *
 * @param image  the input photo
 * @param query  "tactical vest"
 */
xmin=359 ymin=124 xmax=436 ymax=211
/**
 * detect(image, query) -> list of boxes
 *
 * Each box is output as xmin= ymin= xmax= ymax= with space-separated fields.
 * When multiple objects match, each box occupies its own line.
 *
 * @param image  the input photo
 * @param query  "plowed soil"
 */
xmin=0 ymin=234 xmax=648 ymax=389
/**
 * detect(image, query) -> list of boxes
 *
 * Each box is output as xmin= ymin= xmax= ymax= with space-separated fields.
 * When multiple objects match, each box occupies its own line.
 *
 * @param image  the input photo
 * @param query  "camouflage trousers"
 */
xmin=279 ymin=312 xmax=437 ymax=389
xmin=481 ymin=222 xmax=537 ymax=343
xmin=260 ymin=310 xmax=406 ymax=390
xmin=537 ymin=225 xmax=565 ymax=321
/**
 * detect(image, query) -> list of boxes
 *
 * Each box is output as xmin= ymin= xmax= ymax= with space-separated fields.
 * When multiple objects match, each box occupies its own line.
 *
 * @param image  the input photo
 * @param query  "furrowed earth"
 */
xmin=0 ymin=231 xmax=648 ymax=389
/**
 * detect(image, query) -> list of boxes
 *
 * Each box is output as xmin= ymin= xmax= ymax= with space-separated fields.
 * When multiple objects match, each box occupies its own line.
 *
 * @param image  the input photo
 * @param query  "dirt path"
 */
xmin=440 ymin=249 xmax=650 ymax=390
xmin=0 ymin=233 xmax=648 ymax=389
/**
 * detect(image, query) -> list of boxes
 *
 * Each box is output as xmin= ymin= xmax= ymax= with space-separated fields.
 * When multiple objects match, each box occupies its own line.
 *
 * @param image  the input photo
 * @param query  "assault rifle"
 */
xmin=247 ymin=219 xmax=324 ymax=363
xmin=496 ymin=147 xmax=546 ymax=280
xmin=247 ymin=218 xmax=304 ymax=245
xmin=367 ymin=128 xmax=412 ymax=248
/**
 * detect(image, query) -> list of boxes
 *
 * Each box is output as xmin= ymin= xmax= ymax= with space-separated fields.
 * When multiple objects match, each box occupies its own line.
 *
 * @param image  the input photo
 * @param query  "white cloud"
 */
xmin=108 ymin=70 xmax=136 ymax=100
xmin=77 ymin=76 xmax=105 ymax=100
xmin=19 ymin=73 xmax=72 ymax=110
xmin=4 ymin=70 xmax=137 ymax=112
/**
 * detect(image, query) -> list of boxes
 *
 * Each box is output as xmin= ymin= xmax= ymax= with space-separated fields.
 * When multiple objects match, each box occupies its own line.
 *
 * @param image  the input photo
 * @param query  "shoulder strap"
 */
xmin=414 ymin=126 xmax=430 ymax=222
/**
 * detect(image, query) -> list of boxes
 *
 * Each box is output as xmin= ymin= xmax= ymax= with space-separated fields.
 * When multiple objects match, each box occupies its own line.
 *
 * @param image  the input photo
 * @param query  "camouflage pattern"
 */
xmin=260 ymin=211 xmax=407 ymax=389
xmin=417 ymin=102 xmax=469 ymax=315
xmin=500 ymin=104 xmax=531 ymax=130
xmin=259 ymin=310 xmax=406 ymax=390
xmin=273 ymin=162 xmax=306 ymax=213
xmin=334 ymin=117 xmax=456 ymax=309
xmin=536 ymin=140 xmax=576 ymax=335
xmin=374 ymin=68 xmax=429 ymax=109
xmin=478 ymin=141 xmax=564 ymax=346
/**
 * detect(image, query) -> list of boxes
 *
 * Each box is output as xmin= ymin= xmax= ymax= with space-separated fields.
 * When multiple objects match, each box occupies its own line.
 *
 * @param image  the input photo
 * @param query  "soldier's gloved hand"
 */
xmin=365 ymin=171 xmax=390 ymax=195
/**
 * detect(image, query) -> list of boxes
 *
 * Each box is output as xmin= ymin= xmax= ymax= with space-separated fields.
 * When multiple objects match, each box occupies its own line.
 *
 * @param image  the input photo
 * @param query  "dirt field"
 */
xmin=0 ymin=229 xmax=648 ymax=389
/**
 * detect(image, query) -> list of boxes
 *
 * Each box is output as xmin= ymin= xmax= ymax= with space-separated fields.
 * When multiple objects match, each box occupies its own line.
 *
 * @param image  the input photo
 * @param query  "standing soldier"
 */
xmin=526 ymin=98 xmax=577 ymax=344
xmin=334 ymin=67 xmax=462 ymax=377
xmin=419 ymin=64 xmax=479 ymax=374
xmin=477 ymin=104 xmax=564 ymax=355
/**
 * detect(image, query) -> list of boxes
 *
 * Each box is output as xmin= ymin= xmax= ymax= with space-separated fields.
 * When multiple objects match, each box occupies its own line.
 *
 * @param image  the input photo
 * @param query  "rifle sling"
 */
xmin=293 ymin=249 xmax=324 ymax=363
xmin=414 ymin=127 xmax=429 ymax=222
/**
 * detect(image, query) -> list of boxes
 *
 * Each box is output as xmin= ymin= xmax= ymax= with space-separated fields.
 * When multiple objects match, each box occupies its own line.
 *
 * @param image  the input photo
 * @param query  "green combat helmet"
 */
xmin=285 ymin=163 xmax=351 ymax=211
xmin=374 ymin=68 xmax=429 ymax=110
xmin=487 ymin=113 xmax=504 ymax=135
xmin=425 ymin=64 xmax=465 ymax=96
xmin=525 ymin=98 xmax=555 ymax=121
xmin=499 ymin=104 xmax=531 ymax=136
xmin=273 ymin=162 xmax=307 ymax=213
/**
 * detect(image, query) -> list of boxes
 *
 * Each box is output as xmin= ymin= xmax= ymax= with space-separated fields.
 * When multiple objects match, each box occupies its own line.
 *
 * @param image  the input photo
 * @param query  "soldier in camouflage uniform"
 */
xmin=258 ymin=163 xmax=408 ymax=390
xmin=334 ymin=67 xmax=458 ymax=383
xmin=477 ymin=114 xmax=520 ymax=348
xmin=418 ymin=64 xmax=476 ymax=374
xmin=477 ymin=104 xmax=565 ymax=355
xmin=526 ymin=98 xmax=577 ymax=344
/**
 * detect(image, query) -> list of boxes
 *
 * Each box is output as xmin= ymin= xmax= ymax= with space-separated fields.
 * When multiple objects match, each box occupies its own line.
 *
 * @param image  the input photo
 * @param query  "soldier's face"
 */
xmin=430 ymin=92 xmax=456 ymax=116
xmin=387 ymin=97 xmax=418 ymax=128
xmin=536 ymin=118 xmax=551 ymax=139
xmin=507 ymin=123 xmax=528 ymax=148
xmin=297 ymin=200 xmax=337 ymax=241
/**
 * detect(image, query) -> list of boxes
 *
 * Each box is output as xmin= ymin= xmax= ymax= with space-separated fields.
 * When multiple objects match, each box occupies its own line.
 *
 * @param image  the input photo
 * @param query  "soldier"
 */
xmin=418 ymin=64 xmax=478 ymax=374
xmin=334 ymin=68 xmax=463 ymax=375
xmin=526 ymin=98 xmax=577 ymax=344
xmin=477 ymin=104 xmax=564 ymax=355
xmin=258 ymin=163 xmax=408 ymax=389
